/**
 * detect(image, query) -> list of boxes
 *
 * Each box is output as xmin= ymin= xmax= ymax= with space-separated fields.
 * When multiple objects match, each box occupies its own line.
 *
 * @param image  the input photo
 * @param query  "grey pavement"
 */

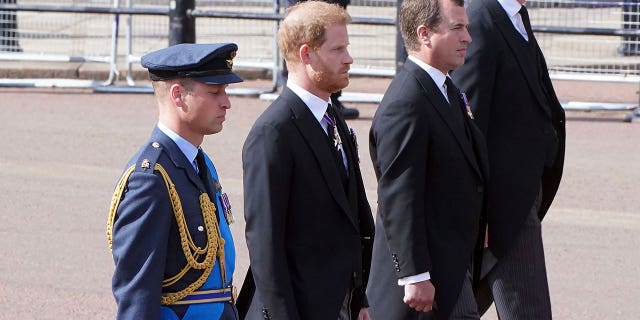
xmin=0 ymin=77 xmax=639 ymax=319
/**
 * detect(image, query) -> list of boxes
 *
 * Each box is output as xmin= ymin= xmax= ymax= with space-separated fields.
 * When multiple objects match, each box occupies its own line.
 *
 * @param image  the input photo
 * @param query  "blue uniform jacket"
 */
xmin=111 ymin=127 xmax=235 ymax=320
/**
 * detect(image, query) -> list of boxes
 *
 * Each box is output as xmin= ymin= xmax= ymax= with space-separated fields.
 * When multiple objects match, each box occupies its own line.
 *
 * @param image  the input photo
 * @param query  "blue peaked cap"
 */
xmin=141 ymin=43 xmax=243 ymax=84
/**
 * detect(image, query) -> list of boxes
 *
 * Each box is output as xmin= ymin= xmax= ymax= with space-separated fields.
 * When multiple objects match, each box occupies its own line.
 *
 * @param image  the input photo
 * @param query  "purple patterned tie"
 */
xmin=323 ymin=105 xmax=342 ymax=152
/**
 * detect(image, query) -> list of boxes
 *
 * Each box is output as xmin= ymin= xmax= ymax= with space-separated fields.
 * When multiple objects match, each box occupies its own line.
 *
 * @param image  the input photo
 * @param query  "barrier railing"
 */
xmin=531 ymin=0 xmax=640 ymax=83
xmin=2 ymin=0 xmax=640 ymax=82
xmin=0 ymin=0 xmax=639 ymax=119
xmin=527 ymin=0 xmax=640 ymax=120
xmin=0 ymin=0 xmax=395 ymax=94
xmin=110 ymin=0 xmax=284 ymax=95
xmin=0 ymin=0 xmax=120 ymax=87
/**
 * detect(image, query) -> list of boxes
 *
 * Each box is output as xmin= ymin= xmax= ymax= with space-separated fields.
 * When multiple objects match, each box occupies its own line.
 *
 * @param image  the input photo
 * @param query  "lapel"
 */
xmin=465 ymin=115 xmax=490 ymax=182
xmin=150 ymin=127 xmax=211 ymax=197
xmin=485 ymin=0 xmax=552 ymax=118
xmin=281 ymin=89 xmax=358 ymax=229
xmin=332 ymin=105 xmax=360 ymax=216
xmin=405 ymin=61 xmax=483 ymax=178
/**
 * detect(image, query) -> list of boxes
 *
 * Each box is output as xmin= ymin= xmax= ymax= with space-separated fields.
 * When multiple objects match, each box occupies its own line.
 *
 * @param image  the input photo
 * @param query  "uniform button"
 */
xmin=152 ymin=141 xmax=160 ymax=148
xmin=477 ymin=186 xmax=484 ymax=193
xmin=197 ymin=226 xmax=204 ymax=232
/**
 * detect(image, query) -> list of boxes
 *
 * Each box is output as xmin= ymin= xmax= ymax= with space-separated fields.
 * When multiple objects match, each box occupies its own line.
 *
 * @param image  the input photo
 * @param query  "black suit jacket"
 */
xmin=451 ymin=0 xmax=565 ymax=258
xmin=242 ymin=87 xmax=375 ymax=320
xmin=367 ymin=59 xmax=489 ymax=319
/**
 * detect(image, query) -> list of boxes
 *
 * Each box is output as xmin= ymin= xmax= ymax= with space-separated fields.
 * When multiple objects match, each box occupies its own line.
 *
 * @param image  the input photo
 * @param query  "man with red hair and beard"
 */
xmin=241 ymin=1 xmax=375 ymax=319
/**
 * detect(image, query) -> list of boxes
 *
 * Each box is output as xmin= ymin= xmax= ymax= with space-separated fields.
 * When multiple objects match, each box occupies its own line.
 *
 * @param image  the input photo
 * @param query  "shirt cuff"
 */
xmin=397 ymin=272 xmax=431 ymax=286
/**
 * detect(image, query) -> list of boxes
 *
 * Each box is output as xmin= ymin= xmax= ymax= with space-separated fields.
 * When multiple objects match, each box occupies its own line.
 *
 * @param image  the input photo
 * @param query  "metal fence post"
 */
xmin=169 ymin=0 xmax=195 ymax=45
xmin=620 ymin=0 xmax=640 ymax=56
xmin=395 ymin=0 xmax=406 ymax=73
xmin=0 ymin=0 xmax=21 ymax=52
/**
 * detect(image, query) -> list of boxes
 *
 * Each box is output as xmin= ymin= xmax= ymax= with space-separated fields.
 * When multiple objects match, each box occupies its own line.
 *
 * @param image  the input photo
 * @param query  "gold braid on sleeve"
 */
xmin=107 ymin=164 xmax=136 ymax=251
xmin=107 ymin=163 xmax=226 ymax=306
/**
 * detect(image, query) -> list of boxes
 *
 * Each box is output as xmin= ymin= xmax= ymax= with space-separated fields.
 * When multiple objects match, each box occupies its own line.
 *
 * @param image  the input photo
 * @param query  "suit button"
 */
xmin=477 ymin=185 xmax=484 ymax=193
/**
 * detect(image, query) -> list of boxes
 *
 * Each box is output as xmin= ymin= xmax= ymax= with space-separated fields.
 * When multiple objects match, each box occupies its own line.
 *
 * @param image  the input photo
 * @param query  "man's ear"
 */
xmin=417 ymin=24 xmax=431 ymax=46
xmin=169 ymin=82 xmax=185 ymax=107
xmin=299 ymin=44 xmax=312 ymax=64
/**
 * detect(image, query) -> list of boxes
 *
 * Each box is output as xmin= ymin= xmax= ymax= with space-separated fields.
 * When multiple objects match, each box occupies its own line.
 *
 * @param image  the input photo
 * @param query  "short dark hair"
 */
xmin=400 ymin=0 xmax=465 ymax=52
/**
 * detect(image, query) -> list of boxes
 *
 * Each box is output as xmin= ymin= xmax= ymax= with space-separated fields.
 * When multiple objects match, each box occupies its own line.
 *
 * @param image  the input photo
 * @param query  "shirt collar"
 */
xmin=287 ymin=81 xmax=332 ymax=124
xmin=498 ymin=0 xmax=523 ymax=18
xmin=408 ymin=55 xmax=449 ymax=90
xmin=157 ymin=121 xmax=199 ymax=165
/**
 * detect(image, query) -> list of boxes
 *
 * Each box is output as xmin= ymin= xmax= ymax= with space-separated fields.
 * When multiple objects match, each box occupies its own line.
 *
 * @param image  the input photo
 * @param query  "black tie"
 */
xmin=519 ymin=5 xmax=535 ymax=42
xmin=195 ymin=149 xmax=211 ymax=192
xmin=445 ymin=77 xmax=472 ymax=141
xmin=445 ymin=77 xmax=461 ymax=110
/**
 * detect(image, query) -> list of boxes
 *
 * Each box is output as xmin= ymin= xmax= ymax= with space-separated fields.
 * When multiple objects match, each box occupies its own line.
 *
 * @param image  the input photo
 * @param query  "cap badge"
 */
xmin=226 ymin=51 xmax=237 ymax=69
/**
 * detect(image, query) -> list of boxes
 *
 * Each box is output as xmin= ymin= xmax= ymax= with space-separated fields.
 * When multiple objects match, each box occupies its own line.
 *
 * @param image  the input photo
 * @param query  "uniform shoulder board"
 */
xmin=134 ymin=141 xmax=164 ymax=173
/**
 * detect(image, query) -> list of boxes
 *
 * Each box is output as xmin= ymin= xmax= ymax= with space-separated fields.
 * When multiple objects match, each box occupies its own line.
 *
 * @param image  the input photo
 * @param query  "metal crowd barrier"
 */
xmin=0 ymin=0 xmax=395 ymax=96
xmin=528 ymin=0 xmax=640 ymax=120
xmin=531 ymin=0 xmax=640 ymax=80
xmin=0 ymin=0 xmax=639 ymax=119
xmin=0 ymin=0 xmax=120 ymax=88
xmin=0 ymin=0 xmax=285 ymax=95
xmin=111 ymin=0 xmax=284 ymax=95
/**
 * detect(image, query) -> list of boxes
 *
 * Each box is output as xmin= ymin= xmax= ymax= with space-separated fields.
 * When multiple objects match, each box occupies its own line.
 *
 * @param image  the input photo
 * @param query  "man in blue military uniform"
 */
xmin=107 ymin=42 xmax=243 ymax=320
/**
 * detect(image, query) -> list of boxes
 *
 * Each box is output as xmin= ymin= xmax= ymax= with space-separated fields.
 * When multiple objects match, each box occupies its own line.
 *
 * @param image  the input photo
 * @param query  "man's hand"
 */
xmin=403 ymin=280 xmax=435 ymax=312
xmin=358 ymin=307 xmax=371 ymax=320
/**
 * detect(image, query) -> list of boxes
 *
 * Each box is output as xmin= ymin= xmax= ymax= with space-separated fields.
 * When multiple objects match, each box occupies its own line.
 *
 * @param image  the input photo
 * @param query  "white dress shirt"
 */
xmin=157 ymin=122 xmax=200 ymax=173
xmin=498 ymin=0 xmax=529 ymax=41
xmin=287 ymin=81 xmax=348 ymax=169
xmin=408 ymin=55 xmax=451 ymax=103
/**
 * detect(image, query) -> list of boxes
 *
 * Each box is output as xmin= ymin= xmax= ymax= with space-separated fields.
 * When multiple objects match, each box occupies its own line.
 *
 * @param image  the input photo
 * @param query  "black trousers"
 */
xmin=480 ymin=187 xmax=552 ymax=320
